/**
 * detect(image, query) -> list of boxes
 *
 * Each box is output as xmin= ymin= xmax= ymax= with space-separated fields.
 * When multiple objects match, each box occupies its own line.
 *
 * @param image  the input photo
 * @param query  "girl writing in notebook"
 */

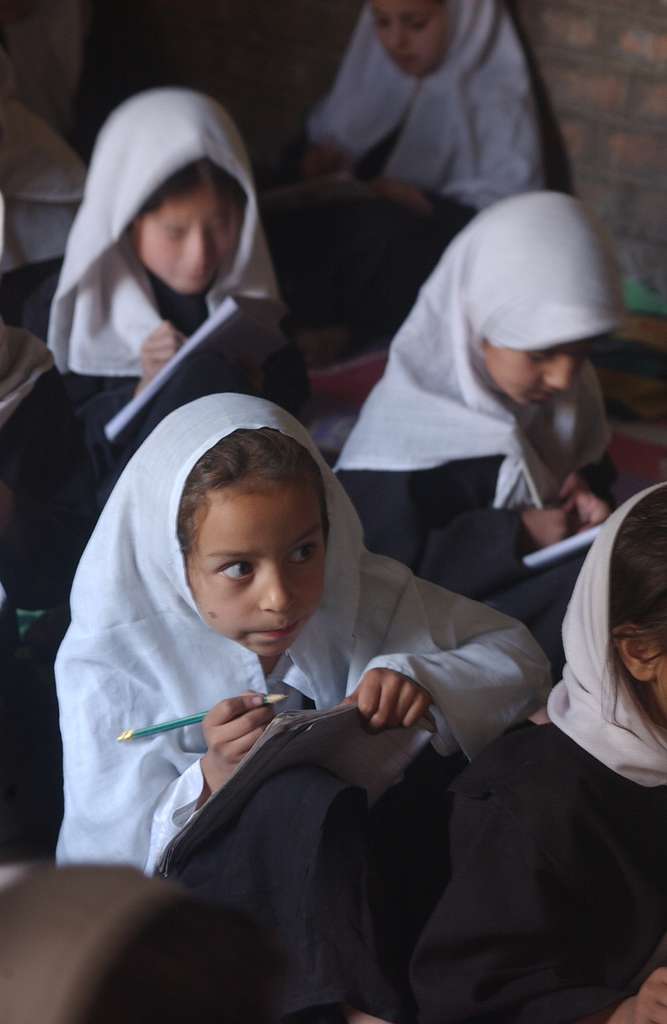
xmin=265 ymin=0 xmax=543 ymax=356
xmin=56 ymin=393 xmax=550 ymax=1022
xmin=337 ymin=191 xmax=621 ymax=679
xmin=48 ymin=88 xmax=307 ymax=504
xmin=411 ymin=483 xmax=667 ymax=1024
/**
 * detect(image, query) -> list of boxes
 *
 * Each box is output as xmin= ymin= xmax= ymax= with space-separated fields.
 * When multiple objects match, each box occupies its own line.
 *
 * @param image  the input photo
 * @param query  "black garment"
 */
xmin=411 ymin=724 xmax=667 ymax=1023
xmin=65 ymin=278 xmax=310 ymax=505
xmin=0 ymin=367 xmax=94 ymax=615
xmin=0 ymin=256 xmax=62 ymax=340
xmin=337 ymin=456 xmax=616 ymax=680
xmin=263 ymin=196 xmax=474 ymax=347
xmin=174 ymin=748 xmax=465 ymax=1023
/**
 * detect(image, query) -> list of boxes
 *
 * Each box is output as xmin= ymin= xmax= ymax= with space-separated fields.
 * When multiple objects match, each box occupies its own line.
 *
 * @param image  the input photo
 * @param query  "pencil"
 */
xmin=117 ymin=693 xmax=287 ymax=742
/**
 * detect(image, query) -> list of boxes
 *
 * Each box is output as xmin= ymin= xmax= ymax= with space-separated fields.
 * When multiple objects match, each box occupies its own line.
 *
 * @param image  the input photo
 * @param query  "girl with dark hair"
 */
xmin=410 ymin=483 xmax=667 ymax=1024
xmin=55 ymin=393 xmax=550 ymax=1022
xmin=47 ymin=88 xmax=308 ymax=504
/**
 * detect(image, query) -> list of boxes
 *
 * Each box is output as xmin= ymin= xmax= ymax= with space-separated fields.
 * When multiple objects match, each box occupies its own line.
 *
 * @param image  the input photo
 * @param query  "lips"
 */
xmin=255 ymin=620 xmax=301 ymax=640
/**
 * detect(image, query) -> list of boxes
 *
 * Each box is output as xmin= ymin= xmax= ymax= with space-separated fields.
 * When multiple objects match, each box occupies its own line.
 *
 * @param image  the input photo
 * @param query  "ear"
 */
xmin=614 ymin=630 xmax=660 ymax=684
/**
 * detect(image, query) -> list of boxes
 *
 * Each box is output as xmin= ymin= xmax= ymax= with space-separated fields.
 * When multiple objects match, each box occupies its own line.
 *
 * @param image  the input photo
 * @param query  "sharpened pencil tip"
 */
xmin=117 ymin=730 xmax=134 ymax=742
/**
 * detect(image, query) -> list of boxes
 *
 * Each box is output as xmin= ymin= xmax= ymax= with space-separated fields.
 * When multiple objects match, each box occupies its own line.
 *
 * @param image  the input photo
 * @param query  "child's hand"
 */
xmin=576 ymin=969 xmax=667 ymax=1022
xmin=301 ymin=143 xmax=347 ymax=179
xmin=520 ymin=507 xmax=571 ymax=551
xmin=135 ymin=321 xmax=185 ymax=394
xmin=559 ymin=473 xmax=611 ymax=531
xmin=345 ymin=669 xmax=431 ymax=731
xmin=200 ymin=693 xmax=275 ymax=796
xmin=370 ymin=177 xmax=434 ymax=217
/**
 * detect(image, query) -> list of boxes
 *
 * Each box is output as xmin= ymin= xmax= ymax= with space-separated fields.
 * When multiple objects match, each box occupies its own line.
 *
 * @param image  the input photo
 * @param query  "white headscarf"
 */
xmin=48 ymin=88 xmax=280 ymax=377
xmin=56 ymin=393 xmax=550 ymax=870
xmin=0 ymin=47 xmax=84 ymax=272
xmin=337 ymin=192 xmax=621 ymax=508
xmin=307 ymin=0 xmax=543 ymax=209
xmin=548 ymin=485 xmax=667 ymax=787
xmin=0 ymin=192 xmax=54 ymax=430
xmin=2 ymin=0 xmax=89 ymax=136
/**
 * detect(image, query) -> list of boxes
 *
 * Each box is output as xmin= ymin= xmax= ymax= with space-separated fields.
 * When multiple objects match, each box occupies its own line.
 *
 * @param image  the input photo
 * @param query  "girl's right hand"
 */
xmin=135 ymin=321 xmax=186 ymax=395
xmin=200 ymin=693 xmax=276 ymax=796
xmin=520 ymin=507 xmax=571 ymax=552
xmin=577 ymin=969 xmax=667 ymax=1022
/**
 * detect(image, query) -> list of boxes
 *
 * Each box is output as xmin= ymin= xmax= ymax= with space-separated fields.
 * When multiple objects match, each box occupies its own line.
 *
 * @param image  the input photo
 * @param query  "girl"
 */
xmin=56 ymin=393 xmax=550 ymax=1020
xmin=265 ymin=0 xmax=543 ymax=352
xmin=337 ymin=191 xmax=622 ymax=678
xmin=410 ymin=483 xmax=667 ymax=1024
xmin=47 ymin=88 xmax=308 ymax=503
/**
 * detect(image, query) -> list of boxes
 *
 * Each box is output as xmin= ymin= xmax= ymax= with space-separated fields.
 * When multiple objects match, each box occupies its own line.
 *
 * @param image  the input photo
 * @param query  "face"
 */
xmin=615 ymin=631 xmax=667 ymax=729
xmin=186 ymin=481 xmax=327 ymax=673
xmin=371 ymin=0 xmax=448 ymax=78
xmin=481 ymin=339 xmax=593 ymax=406
xmin=130 ymin=179 xmax=243 ymax=295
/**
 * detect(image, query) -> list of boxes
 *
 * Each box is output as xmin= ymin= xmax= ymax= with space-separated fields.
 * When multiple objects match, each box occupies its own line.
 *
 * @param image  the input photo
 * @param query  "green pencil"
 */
xmin=117 ymin=694 xmax=287 ymax=742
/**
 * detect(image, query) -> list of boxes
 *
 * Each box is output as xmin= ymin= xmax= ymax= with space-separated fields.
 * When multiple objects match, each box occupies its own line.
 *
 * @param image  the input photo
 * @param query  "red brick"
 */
xmin=628 ymin=189 xmax=667 ymax=242
xmin=540 ymin=9 xmax=599 ymax=50
xmin=606 ymin=132 xmax=667 ymax=178
xmin=633 ymin=80 xmax=667 ymax=121
xmin=559 ymin=116 xmax=598 ymax=165
xmin=543 ymin=64 xmax=629 ymax=114
xmin=617 ymin=27 xmax=667 ymax=64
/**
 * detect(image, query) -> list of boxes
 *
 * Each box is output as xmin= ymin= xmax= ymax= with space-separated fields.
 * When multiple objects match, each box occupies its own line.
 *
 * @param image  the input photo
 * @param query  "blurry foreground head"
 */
xmin=0 ymin=865 xmax=279 ymax=1024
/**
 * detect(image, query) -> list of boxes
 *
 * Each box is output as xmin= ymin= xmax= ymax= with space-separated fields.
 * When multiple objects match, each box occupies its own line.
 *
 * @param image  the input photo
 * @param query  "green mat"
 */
xmin=624 ymin=279 xmax=667 ymax=317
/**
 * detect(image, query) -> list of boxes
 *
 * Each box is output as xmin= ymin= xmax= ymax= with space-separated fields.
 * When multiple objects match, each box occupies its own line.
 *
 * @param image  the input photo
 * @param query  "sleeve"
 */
xmin=411 ymin=791 xmax=624 ymax=1024
xmin=354 ymin=560 xmax=551 ymax=759
xmin=56 ymin=653 xmax=207 ymax=875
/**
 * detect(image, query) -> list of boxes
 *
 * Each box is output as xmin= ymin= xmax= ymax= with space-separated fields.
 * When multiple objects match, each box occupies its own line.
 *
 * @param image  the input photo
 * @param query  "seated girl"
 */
xmin=47 ymin=88 xmax=308 ymax=504
xmin=337 ymin=191 xmax=621 ymax=679
xmin=56 ymin=393 xmax=550 ymax=1022
xmin=265 ymin=0 xmax=543 ymax=354
xmin=410 ymin=483 xmax=667 ymax=1024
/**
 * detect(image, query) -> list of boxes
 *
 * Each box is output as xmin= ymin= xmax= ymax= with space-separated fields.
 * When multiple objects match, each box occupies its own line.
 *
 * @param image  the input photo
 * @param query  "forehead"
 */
xmin=143 ymin=180 xmax=237 ymax=223
xmin=371 ymin=0 xmax=442 ymax=17
xmin=194 ymin=481 xmax=324 ymax=552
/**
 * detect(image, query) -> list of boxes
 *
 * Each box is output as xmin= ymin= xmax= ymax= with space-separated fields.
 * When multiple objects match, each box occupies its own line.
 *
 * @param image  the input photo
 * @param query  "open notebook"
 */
xmin=157 ymin=703 xmax=434 ymax=878
xmin=104 ymin=296 xmax=286 ymax=442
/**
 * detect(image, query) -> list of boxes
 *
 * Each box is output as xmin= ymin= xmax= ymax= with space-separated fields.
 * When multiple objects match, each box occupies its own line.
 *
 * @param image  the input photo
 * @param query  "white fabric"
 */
xmin=48 ymin=88 xmax=280 ymax=377
xmin=337 ymin=192 xmax=621 ymax=508
xmin=2 ymin=0 xmax=89 ymax=135
xmin=0 ymin=47 xmax=84 ymax=271
xmin=55 ymin=393 xmax=550 ymax=872
xmin=548 ymin=484 xmax=667 ymax=788
xmin=0 ymin=191 xmax=54 ymax=428
xmin=307 ymin=0 xmax=543 ymax=209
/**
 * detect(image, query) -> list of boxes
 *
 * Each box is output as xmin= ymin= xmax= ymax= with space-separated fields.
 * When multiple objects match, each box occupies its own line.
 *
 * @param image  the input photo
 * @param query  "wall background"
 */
xmin=80 ymin=0 xmax=667 ymax=300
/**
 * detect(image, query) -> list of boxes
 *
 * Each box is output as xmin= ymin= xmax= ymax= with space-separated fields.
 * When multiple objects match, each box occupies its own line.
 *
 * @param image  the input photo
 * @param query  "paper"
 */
xmin=104 ymin=296 xmax=285 ymax=442
xmin=522 ymin=525 xmax=600 ymax=570
xmin=157 ymin=704 xmax=434 ymax=878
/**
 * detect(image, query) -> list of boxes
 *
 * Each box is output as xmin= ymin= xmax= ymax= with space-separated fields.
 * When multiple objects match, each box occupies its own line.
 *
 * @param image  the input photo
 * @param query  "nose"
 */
xmin=259 ymin=567 xmax=294 ymax=615
xmin=544 ymin=354 xmax=579 ymax=392
xmin=185 ymin=227 xmax=214 ymax=276
xmin=386 ymin=22 xmax=410 ymax=54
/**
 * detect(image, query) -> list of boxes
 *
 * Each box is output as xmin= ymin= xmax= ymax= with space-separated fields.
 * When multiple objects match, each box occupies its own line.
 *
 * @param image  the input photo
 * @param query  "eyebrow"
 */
xmin=203 ymin=522 xmax=323 ymax=560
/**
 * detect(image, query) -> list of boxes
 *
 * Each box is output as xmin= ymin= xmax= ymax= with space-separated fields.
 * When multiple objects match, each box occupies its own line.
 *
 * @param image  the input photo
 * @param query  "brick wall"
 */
xmin=81 ymin=0 xmax=666 ymax=300
xmin=513 ymin=0 xmax=667 ymax=300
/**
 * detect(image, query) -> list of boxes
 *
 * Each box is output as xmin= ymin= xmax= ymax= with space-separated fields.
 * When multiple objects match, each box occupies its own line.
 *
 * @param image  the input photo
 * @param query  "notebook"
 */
xmin=157 ymin=703 xmax=434 ymax=878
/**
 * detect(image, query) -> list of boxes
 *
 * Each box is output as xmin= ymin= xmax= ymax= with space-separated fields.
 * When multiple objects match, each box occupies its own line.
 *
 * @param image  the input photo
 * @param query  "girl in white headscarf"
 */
xmin=56 ymin=392 xmax=549 ymax=1021
xmin=411 ymin=484 xmax=667 ymax=1024
xmin=337 ymin=191 xmax=622 ymax=678
xmin=48 ymin=88 xmax=307 ymax=504
xmin=265 ymin=0 xmax=544 ymax=353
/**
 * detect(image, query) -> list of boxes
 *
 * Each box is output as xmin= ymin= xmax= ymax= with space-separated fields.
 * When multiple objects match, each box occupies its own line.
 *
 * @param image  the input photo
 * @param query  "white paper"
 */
xmin=523 ymin=525 xmax=600 ymax=570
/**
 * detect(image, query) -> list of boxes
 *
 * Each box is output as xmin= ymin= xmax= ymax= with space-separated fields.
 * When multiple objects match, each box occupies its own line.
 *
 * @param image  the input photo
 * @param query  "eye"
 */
xmin=529 ymin=352 xmax=548 ymax=364
xmin=406 ymin=17 xmax=429 ymax=29
xmin=289 ymin=543 xmax=317 ymax=564
xmin=165 ymin=226 xmax=186 ymax=241
xmin=221 ymin=561 xmax=253 ymax=580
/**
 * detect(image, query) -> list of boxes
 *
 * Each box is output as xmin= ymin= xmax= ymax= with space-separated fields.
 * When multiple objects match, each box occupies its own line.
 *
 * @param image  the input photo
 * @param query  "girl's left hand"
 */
xmin=559 ymin=473 xmax=611 ymax=531
xmin=345 ymin=669 xmax=431 ymax=731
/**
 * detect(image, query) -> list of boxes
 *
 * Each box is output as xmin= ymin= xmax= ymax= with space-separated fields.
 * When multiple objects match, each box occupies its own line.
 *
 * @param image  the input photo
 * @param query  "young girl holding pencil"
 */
xmin=337 ymin=191 xmax=621 ymax=679
xmin=56 ymin=393 xmax=550 ymax=1022
xmin=47 ymin=88 xmax=308 ymax=504
xmin=411 ymin=483 xmax=667 ymax=1024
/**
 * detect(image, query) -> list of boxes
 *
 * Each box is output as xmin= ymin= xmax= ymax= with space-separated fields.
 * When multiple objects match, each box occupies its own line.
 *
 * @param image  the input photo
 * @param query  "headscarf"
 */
xmin=337 ymin=192 xmax=622 ymax=508
xmin=307 ymin=0 xmax=543 ymax=209
xmin=0 ymin=192 xmax=54 ymax=430
xmin=0 ymin=47 xmax=84 ymax=272
xmin=48 ymin=88 xmax=280 ymax=377
xmin=56 ymin=393 xmax=550 ymax=870
xmin=548 ymin=484 xmax=667 ymax=787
